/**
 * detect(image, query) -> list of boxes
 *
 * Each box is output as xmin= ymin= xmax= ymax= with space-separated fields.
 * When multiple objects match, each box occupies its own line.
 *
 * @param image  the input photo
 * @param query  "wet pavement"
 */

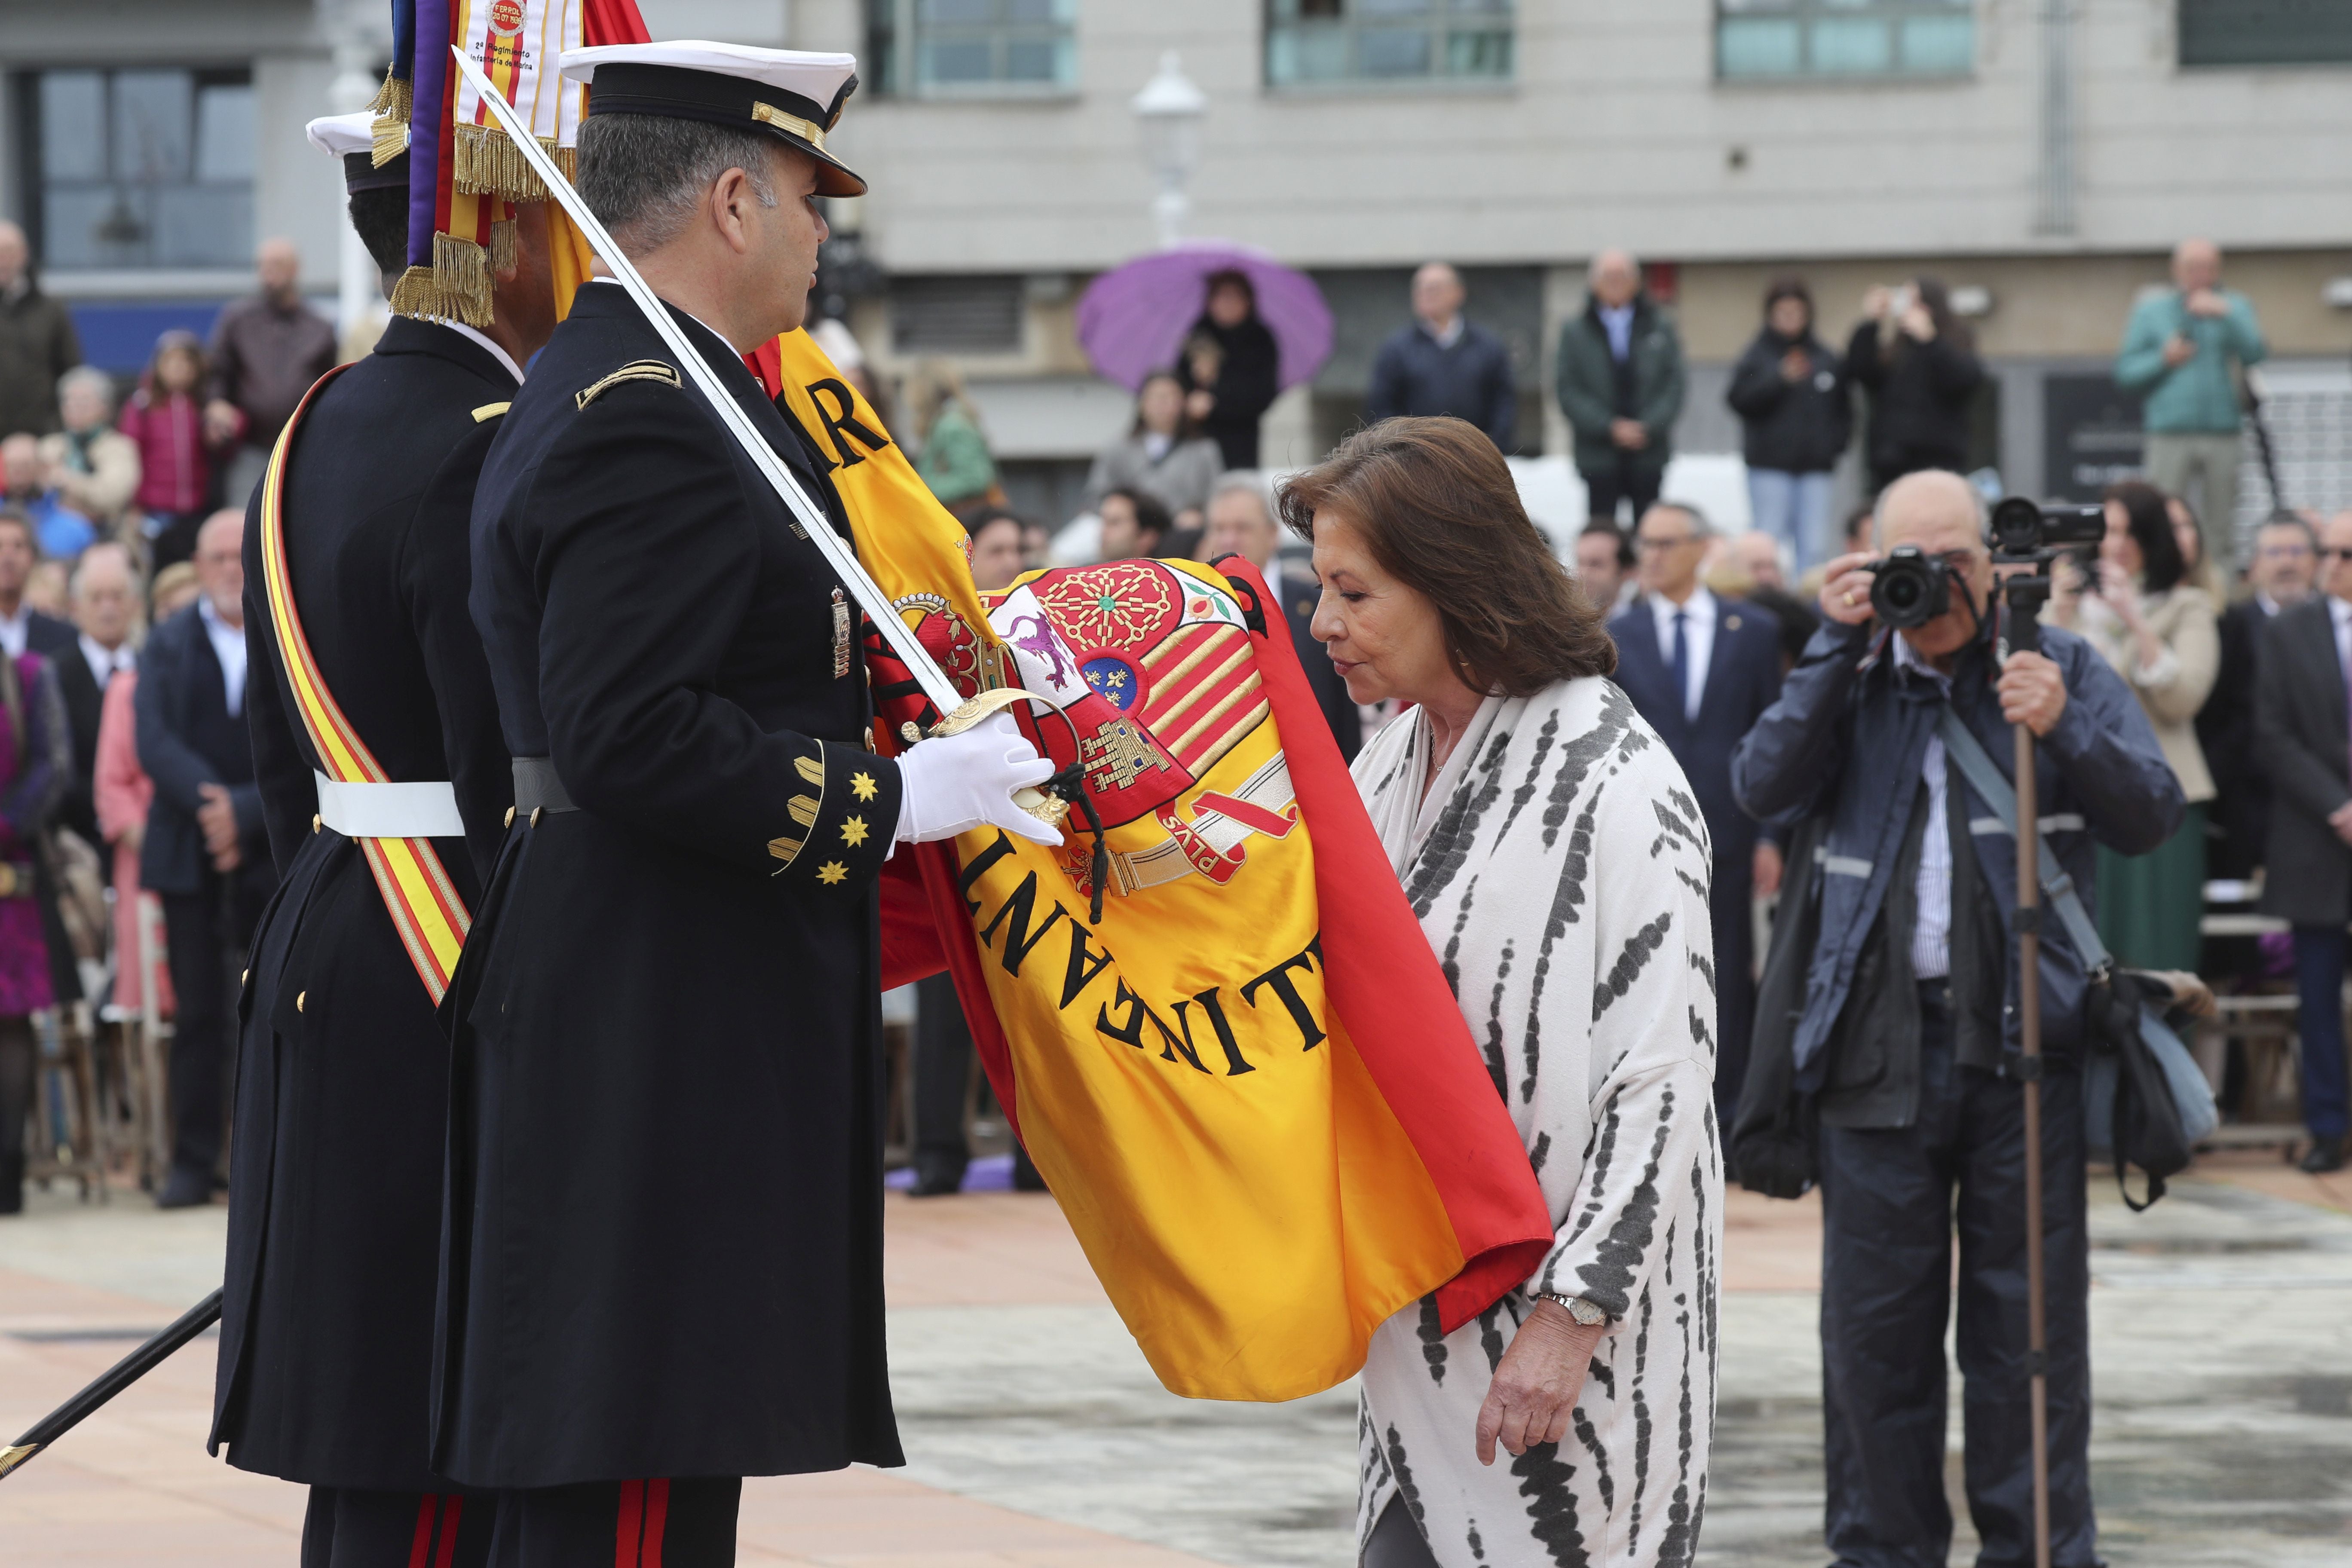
xmin=1 ymin=1163 xmax=2346 ymax=1565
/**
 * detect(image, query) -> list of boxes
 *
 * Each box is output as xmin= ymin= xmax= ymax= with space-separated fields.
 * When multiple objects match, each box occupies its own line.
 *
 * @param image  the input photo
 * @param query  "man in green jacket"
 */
xmin=2116 ymin=238 xmax=2266 ymax=575
xmin=0 ymin=222 xmax=84 ymax=440
xmin=1555 ymin=249 xmax=1685 ymax=526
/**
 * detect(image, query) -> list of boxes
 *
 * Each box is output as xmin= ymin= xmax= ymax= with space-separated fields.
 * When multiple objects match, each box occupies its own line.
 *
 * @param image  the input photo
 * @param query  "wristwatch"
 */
xmin=1535 ymin=1291 xmax=1610 ymax=1327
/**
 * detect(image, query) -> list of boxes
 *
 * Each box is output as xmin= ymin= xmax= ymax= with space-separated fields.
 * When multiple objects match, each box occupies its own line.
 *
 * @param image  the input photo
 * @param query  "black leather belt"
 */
xmin=511 ymin=756 xmax=579 ymax=817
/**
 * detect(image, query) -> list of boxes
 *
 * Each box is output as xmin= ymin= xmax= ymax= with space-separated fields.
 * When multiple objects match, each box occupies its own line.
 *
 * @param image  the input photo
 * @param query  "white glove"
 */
xmin=894 ymin=713 xmax=1063 ymax=847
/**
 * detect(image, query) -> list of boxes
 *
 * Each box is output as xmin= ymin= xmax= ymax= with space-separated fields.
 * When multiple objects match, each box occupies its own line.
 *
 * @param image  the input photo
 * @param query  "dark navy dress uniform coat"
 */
xmin=437 ymin=282 xmax=906 ymax=1488
xmin=211 ymin=317 xmax=518 ymax=1491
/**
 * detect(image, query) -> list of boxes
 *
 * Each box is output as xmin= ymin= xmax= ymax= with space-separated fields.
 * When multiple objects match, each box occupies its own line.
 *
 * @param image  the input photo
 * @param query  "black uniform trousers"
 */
xmin=1710 ymin=851 xmax=1756 ymax=1131
xmin=487 ymin=1478 xmax=741 ymax=1568
xmin=1818 ymin=984 xmax=2094 ymax=1568
xmin=163 ymin=864 xmax=271 ymax=1179
xmin=1578 ymin=451 xmax=1661 ymax=527
xmin=302 ymin=1488 xmax=491 ymax=1568
xmin=911 ymin=971 xmax=974 ymax=1185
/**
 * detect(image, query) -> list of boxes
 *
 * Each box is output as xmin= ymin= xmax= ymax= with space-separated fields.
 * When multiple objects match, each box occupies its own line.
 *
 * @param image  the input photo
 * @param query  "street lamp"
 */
xmin=1131 ymin=52 xmax=1206 ymax=251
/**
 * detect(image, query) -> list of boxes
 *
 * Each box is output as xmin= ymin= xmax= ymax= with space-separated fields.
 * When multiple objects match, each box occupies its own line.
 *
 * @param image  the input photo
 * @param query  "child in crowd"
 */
xmin=117 ymin=331 xmax=233 ymax=571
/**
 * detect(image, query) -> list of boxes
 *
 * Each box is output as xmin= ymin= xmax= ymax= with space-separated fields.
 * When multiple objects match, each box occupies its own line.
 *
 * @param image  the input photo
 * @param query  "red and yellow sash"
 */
xmin=257 ymin=368 xmax=473 ymax=1002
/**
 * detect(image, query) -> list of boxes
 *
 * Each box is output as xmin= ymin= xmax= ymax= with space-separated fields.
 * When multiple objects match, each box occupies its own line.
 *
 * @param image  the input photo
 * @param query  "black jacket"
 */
xmin=1732 ymin=618 xmax=2182 ymax=1126
xmin=440 ymin=284 xmax=905 ymax=1486
xmin=1843 ymin=322 xmax=1984 ymax=486
xmin=208 ymin=318 xmax=517 ymax=1492
xmin=1279 ymin=572 xmax=1360 ymax=762
xmin=132 ymin=603 xmax=267 ymax=896
xmin=1176 ymin=313 xmax=1279 ymax=470
xmin=1366 ymin=318 xmax=1516 ymax=452
xmin=1726 ymin=328 xmax=1850 ymax=474
xmin=0 ymin=281 xmax=82 ymax=438
xmin=2255 ymin=597 xmax=2352 ymax=925
xmin=1607 ymin=595 xmax=1784 ymax=858
xmin=2199 ymin=595 xmax=2272 ymax=879
xmin=49 ymin=640 xmax=107 ymax=847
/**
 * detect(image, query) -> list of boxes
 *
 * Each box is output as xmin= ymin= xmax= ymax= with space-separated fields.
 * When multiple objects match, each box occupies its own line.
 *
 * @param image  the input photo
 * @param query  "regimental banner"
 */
xmin=757 ymin=330 xmax=1552 ymax=1403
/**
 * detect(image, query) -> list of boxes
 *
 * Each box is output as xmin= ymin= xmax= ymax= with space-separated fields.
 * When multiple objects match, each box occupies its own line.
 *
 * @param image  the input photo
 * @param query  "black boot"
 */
xmin=908 ymin=1153 xmax=968 ymax=1197
xmin=0 ymin=1151 xmax=21 ymax=1216
xmin=2300 ymin=1136 xmax=2346 ymax=1174
xmin=156 ymin=1165 xmax=214 ymax=1208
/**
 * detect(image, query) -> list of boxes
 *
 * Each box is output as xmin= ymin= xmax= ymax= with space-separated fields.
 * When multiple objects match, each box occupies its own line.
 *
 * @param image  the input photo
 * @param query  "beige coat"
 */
xmin=2068 ymin=581 xmax=2219 ymax=803
xmin=37 ymin=427 xmax=140 ymax=527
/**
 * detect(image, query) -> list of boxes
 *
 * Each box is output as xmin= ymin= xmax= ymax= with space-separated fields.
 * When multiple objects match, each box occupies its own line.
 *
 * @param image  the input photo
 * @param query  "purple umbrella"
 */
xmin=1075 ymin=241 xmax=1334 ymax=395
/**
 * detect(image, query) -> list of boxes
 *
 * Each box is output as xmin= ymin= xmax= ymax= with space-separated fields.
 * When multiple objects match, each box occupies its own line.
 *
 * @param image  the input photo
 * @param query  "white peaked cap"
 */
xmin=305 ymin=111 xmax=380 ymax=161
xmin=558 ymin=41 xmax=857 ymax=105
xmin=558 ymin=41 xmax=866 ymax=196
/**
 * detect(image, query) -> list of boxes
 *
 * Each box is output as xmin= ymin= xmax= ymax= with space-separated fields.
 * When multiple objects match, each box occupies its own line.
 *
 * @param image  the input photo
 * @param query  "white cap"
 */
xmin=560 ymin=41 xmax=865 ymax=196
xmin=304 ymin=111 xmax=380 ymax=161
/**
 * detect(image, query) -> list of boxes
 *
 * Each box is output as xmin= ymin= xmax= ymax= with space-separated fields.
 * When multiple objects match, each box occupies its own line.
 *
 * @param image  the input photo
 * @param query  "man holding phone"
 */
xmin=2116 ymin=239 xmax=2266 ymax=576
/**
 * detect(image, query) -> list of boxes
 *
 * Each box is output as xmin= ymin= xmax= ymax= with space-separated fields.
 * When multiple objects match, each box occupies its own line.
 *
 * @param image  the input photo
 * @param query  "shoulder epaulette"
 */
xmin=576 ymin=360 xmax=683 ymax=410
xmin=471 ymin=401 xmax=511 ymax=423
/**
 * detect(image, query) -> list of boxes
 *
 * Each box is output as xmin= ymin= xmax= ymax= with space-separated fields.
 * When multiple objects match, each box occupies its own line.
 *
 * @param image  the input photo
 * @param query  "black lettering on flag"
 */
xmin=1240 ymin=938 xmax=1325 ymax=1051
xmin=977 ymin=872 xmax=1066 ymax=977
xmin=1172 ymin=986 xmax=1255 ymax=1076
xmin=1060 ymin=922 xmax=1115 ymax=1009
xmin=957 ymin=833 xmax=1016 ymax=918
xmin=805 ymin=377 xmax=891 ymax=470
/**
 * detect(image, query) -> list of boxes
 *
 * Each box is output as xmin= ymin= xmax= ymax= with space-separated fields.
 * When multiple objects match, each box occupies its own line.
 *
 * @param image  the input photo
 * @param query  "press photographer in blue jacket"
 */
xmin=1730 ymin=469 xmax=2180 ymax=1568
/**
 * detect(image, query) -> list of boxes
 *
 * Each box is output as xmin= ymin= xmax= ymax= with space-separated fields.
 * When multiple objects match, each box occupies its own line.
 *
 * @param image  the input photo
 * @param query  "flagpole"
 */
xmin=449 ymin=45 xmax=962 ymax=717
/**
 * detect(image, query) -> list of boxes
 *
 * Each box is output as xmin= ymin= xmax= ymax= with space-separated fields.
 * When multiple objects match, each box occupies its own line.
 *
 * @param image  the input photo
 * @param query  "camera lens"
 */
xmin=1866 ymin=546 xmax=1950 ymax=630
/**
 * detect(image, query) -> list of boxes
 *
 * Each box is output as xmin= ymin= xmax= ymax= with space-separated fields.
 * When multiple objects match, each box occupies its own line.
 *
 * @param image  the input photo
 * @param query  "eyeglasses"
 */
xmin=2321 ymin=548 xmax=2352 ymax=562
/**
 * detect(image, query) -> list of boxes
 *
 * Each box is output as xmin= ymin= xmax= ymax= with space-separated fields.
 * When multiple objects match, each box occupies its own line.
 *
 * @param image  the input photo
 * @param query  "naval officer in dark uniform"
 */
xmin=441 ymin=43 xmax=1058 ymax=1563
xmin=208 ymin=111 xmax=554 ymax=1568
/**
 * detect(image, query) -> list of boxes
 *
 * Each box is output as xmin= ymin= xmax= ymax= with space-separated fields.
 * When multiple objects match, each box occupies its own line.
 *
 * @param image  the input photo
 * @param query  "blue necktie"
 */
xmin=1669 ymin=609 xmax=1690 ymax=725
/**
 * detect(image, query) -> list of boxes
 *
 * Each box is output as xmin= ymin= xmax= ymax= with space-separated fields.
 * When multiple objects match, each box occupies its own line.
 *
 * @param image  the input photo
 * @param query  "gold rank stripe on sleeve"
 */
xmin=257 ymin=371 xmax=472 ymax=1004
xmin=767 ymin=750 xmax=826 ymax=871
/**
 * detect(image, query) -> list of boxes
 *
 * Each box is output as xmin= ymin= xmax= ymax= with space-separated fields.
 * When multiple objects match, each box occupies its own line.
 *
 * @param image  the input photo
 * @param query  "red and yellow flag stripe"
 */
xmin=257 ymin=370 xmax=473 ymax=1002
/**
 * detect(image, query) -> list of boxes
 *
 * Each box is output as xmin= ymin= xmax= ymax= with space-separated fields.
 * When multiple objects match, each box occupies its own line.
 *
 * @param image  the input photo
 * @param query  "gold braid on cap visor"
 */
xmin=751 ymin=101 xmax=827 ymax=151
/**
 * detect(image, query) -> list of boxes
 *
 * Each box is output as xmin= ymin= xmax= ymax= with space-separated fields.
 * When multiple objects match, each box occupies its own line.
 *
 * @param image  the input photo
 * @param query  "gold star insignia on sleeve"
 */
xmin=851 ymin=770 xmax=879 ymax=802
xmin=818 ymin=861 xmax=848 ymax=885
xmin=841 ymin=815 xmax=869 ymax=846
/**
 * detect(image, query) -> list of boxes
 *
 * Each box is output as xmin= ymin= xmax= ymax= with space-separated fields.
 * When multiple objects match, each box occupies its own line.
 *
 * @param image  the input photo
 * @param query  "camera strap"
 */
xmin=1933 ymin=705 xmax=2112 ymax=981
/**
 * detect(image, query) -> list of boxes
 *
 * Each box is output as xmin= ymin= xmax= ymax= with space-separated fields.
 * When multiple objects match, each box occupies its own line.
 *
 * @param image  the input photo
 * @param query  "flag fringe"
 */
xmin=387 ymin=234 xmax=495 ymax=329
xmin=368 ymin=70 xmax=413 ymax=169
xmin=453 ymin=123 xmax=577 ymax=201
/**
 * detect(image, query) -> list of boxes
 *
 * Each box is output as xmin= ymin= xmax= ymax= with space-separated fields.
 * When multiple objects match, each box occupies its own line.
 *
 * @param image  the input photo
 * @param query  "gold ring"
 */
xmin=1844 ymin=591 xmax=1857 ymax=606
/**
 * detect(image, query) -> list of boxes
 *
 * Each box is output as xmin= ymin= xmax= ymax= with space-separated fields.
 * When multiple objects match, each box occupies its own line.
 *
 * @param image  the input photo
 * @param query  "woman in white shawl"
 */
xmin=1278 ymin=420 xmax=1722 ymax=1568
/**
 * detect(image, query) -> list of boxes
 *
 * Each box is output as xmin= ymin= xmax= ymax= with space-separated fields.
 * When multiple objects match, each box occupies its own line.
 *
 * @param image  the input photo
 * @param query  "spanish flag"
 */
xmin=750 ymin=334 xmax=1552 ymax=1402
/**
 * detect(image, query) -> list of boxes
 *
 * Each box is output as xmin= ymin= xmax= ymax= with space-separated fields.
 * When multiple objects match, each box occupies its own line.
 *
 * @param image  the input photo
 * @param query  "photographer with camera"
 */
xmin=1730 ymin=469 xmax=2182 ymax=1568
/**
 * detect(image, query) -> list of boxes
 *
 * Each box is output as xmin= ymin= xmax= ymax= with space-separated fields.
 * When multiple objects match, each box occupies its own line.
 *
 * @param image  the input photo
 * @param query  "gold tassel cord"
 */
xmin=489 ymin=219 xmax=517 ymax=276
xmin=453 ymin=123 xmax=573 ymax=203
xmin=368 ymin=69 xmax=413 ymax=169
xmin=388 ymin=236 xmax=496 ymax=330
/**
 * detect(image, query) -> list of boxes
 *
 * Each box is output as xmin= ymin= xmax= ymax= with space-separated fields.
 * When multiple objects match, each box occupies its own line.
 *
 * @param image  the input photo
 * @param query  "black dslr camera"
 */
xmin=1859 ymin=497 xmax=2107 ymax=631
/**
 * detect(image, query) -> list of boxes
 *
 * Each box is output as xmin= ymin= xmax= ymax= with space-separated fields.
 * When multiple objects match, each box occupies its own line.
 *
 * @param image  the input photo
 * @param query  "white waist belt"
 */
xmin=314 ymin=771 xmax=466 ymax=839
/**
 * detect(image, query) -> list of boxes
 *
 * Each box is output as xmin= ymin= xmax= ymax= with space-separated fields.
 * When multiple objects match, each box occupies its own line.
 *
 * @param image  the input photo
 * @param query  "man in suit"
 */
xmin=135 ymin=508 xmax=273 ymax=1207
xmin=55 ymin=542 xmax=138 ymax=847
xmin=1608 ymin=502 xmax=1785 ymax=1125
xmin=0 ymin=506 xmax=76 ymax=661
xmin=450 ymin=43 xmax=1056 ymax=1560
xmin=2255 ymin=508 xmax=2352 ymax=1173
xmin=2202 ymin=513 xmax=2318 ymax=879
xmin=199 ymin=110 xmax=549 ymax=1567
xmin=1201 ymin=471 xmax=1361 ymax=762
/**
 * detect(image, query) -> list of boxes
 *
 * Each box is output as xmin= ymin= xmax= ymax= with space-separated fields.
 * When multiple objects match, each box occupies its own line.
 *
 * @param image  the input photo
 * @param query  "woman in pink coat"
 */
xmin=94 ymin=564 xmax=199 ymax=1016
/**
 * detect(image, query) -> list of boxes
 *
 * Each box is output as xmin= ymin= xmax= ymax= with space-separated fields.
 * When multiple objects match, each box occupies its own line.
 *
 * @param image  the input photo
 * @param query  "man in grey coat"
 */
xmin=1553 ymin=249 xmax=1684 ymax=525
xmin=2254 ymin=508 xmax=2352 ymax=1173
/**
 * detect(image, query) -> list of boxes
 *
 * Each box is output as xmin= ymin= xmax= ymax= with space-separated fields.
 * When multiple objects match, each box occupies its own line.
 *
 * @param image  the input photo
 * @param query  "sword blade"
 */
xmin=449 ymin=45 xmax=962 ymax=716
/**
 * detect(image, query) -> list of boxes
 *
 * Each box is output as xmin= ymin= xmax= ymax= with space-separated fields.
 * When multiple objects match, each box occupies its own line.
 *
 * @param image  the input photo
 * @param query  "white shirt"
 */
xmin=1599 ymin=302 xmax=1636 ymax=362
xmin=79 ymin=633 xmax=132 ymax=689
xmin=1893 ymin=635 xmax=1954 ymax=980
xmin=444 ymin=320 xmax=527 ymax=385
xmin=1420 ymin=314 xmax=1466 ymax=350
xmin=1647 ymin=585 xmax=1716 ymax=723
xmin=2331 ymin=595 xmax=2352 ymax=680
xmin=198 ymin=597 xmax=247 ymax=718
xmin=0 ymin=607 xmax=27 ymax=660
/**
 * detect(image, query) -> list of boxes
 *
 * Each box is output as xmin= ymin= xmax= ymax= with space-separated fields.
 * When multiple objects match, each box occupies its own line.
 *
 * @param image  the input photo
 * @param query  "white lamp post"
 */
xmin=1132 ymin=52 xmax=1206 ymax=251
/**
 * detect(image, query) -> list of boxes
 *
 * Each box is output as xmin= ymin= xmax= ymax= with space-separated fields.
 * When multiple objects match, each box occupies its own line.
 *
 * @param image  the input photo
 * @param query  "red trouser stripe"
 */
xmin=433 ymin=1497 xmax=465 ymax=1568
xmin=408 ymin=1496 xmax=439 ymax=1568
xmin=615 ymin=1480 xmax=645 ymax=1568
xmin=642 ymin=1479 xmax=670 ymax=1566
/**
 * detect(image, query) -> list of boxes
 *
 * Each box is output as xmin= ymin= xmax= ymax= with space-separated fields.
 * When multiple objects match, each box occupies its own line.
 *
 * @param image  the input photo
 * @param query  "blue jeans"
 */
xmin=1746 ymin=468 xmax=1837 ymax=576
xmin=2291 ymin=925 xmax=2352 ymax=1140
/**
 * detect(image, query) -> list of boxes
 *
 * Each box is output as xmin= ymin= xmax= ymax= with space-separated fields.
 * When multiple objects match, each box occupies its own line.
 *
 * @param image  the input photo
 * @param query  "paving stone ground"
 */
xmin=0 ymin=1152 xmax=2346 ymax=1565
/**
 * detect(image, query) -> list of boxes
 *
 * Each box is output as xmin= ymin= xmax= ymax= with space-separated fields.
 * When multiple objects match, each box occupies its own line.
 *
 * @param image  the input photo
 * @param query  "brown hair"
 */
xmin=1276 ymin=417 xmax=1615 ymax=695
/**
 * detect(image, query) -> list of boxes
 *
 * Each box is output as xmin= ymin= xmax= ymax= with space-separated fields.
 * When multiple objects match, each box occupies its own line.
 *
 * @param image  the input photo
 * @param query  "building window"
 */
xmin=1717 ymin=0 xmax=1975 ymax=80
xmin=2178 ymin=0 xmax=2352 ymax=67
xmin=867 ymin=0 xmax=1077 ymax=96
xmin=891 ymin=275 xmax=1026 ymax=355
xmin=1265 ymin=0 xmax=1516 ymax=89
xmin=15 ymin=67 xmax=255 ymax=270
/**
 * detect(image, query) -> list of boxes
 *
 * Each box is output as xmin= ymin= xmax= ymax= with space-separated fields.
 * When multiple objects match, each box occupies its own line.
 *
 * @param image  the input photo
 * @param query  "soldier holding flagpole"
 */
xmin=439 ymin=39 xmax=1059 ymax=1561
xmin=205 ymin=58 xmax=560 ymax=1565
